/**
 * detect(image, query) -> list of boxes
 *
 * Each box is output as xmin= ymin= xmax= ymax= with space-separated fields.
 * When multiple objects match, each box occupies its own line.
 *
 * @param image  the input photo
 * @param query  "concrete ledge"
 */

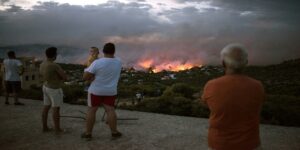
xmin=0 ymin=97 xmax=299 ymax=150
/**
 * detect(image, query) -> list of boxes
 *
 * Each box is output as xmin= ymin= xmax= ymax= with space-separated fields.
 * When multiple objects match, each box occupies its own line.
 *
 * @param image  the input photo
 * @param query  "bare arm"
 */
xmin=83 ymin=72 xmax=95 ymax=81
xmin=200 ymin=83 xmax=211 ymax=107
xmin=18 ymin=65 xmax=24 ymax=75
xmin=57 ymin=67 xmax=67 ymax=81
xmin=199 ymin=97 xmax=208 ymax=107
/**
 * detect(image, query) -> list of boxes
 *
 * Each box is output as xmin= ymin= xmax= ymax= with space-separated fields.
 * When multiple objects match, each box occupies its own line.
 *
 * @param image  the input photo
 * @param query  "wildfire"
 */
xmin=137 ymin=59 xmax=200 ymax=73
xmin=138 ymin=59 xmax=154 ymax=69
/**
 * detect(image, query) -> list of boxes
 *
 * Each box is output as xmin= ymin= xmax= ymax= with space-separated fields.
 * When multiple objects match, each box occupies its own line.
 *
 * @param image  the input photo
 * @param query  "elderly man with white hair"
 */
xmin=201 ymin=43 xmax=265 ymax=150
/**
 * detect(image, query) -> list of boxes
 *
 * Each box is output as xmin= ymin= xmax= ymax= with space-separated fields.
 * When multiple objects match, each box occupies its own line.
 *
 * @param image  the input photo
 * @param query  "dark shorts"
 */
xmin=0 ymin=77 xmax=2 ymax=90
xmin=5 ymin=81 xmax=21 ymax=93
xmin=88 ymin=93 xmax=116 ymax=107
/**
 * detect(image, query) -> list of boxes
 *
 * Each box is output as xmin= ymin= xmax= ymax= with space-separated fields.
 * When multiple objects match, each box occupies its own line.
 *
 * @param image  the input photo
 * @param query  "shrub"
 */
xmin=162 ymin=83 xmax=196 ymax=99
xmin=124 ymin=93 xmax=300 ymax=127
xmin=170 ymin=83 xmax=196 ymax=99
xmin=118 ymin=83 xmax=166 ymax=98
xmin=191 ymin=102 xmax=210 ymax=118
xmin=169 ymin=96 xmax=193 ymax=115
xmin=261 ymin=95 xmax=300 ymax=126
xmin=132 ymin=96 xmax=195 ymax=116
xmin=161 ymin=87 xmax=181 ymax=98
xmin=62 ymin=85 xmax=85 ymax=103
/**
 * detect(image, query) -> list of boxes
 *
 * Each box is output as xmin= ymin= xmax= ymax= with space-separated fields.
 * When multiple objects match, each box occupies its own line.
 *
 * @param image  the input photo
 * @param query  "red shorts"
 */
xmin=88 ymin=93 xmax=116 ymax=107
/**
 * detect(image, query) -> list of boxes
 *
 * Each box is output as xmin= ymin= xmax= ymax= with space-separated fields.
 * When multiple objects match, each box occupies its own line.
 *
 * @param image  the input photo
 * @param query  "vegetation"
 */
xmin=261 ymin=95 xmax=300 ymax=126
xmin=1 ymin=58 xmax=299 ymax=127
xmin=119 ymin=58 xmax=300 ymax=127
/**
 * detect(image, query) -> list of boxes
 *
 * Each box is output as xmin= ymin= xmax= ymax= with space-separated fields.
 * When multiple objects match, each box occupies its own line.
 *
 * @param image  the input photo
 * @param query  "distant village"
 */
xmin=0 ymin=57 xmax=224 ymax=91
xmin=0 ymin=57 xmax=41 ymax=90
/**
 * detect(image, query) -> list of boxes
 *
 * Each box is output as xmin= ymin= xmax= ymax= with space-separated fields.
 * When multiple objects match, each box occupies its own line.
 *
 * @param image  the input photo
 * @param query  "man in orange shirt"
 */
xmin=202 ymin=43 xmax=265 ymax=150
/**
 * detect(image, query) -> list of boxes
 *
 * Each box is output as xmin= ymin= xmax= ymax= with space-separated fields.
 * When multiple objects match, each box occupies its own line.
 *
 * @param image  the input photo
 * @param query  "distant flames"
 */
xmin=137 ymin=59 xmax=201 ymax=73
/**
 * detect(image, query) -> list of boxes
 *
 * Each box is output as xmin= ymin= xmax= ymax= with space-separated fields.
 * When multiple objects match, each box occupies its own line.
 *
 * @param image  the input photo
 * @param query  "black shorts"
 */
xmin=5 ymin=81 xmax=21 ymax=93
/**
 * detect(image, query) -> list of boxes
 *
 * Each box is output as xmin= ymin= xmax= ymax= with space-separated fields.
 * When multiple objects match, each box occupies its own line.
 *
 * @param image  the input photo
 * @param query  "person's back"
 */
xmin=202 ymin=43 xmax=265 ymax=150
xmin=3 ymin=51 xmax=24 ymax=105
xmin=40 ymin=60 xmax=64 ymax=89
xmin=40 ymin=47 xmax=67 ymax=133
xmin=82 ymin=43 xmax=122 ymax=140
xmin=3 ymin=58 xmax=22 ymax=82
xmin=203 ymin=74 xmax=264 ymax=150
xmin=88 ymin=57 xmax=122 ymax=95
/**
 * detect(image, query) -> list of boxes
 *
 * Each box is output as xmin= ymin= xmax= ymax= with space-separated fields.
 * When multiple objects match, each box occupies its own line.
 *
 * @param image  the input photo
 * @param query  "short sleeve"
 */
xmin=258 ymin=81 xmax=266 ymax=102
xmin=85 ymin=61 xmax=97 ymax=74
xmin=201 ymin=81 xmax=213 ymax=104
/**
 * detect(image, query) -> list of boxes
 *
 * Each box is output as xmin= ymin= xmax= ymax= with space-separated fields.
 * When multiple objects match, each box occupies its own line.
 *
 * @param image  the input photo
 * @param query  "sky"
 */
xmin=0 ymin=0 xmax=300 ymax=68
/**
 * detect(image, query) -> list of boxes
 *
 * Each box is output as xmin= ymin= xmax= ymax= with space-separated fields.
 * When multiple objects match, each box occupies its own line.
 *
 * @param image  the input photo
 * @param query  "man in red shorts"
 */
xmin=81 ymin=43 xmax=122 ymax=140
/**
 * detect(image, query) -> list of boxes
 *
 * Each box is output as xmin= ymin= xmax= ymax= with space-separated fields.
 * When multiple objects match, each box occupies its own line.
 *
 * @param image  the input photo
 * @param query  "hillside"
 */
xmin=245 ymin=58 xmax=300 ymax=97
xmin=1 ymin=58 xmax=299 ymax=127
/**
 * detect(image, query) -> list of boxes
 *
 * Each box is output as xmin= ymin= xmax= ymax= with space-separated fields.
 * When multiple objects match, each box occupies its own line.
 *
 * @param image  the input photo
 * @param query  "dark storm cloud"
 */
xmin=0 ymin=1 xmax=163 ymax=64
xmin=0 ymin=1 xmax=157 ymax=46
xmin=0 ymin=0 xmax=9 ymax=4
xmin=174 ymin=0 xmax=200 ymax=3
xmin=210 ymin=0 xmax=300 ymax=12
xmin=0 ymin=0 xmax=299 ymax=66
xmin=154 ymin=0 xmax=300 ymax=64
xmin=6 ymin=5 xmax=23 ymax=12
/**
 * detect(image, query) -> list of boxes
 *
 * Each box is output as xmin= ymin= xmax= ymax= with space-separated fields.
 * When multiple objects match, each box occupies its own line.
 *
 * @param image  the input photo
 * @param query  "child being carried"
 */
xmin=84 ymin=47 xmax=100 ymax=91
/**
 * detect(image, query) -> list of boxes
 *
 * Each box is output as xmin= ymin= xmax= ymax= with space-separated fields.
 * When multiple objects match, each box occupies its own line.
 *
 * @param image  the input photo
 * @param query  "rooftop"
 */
xmin=0 ymin=97 xmax=299 ymax=150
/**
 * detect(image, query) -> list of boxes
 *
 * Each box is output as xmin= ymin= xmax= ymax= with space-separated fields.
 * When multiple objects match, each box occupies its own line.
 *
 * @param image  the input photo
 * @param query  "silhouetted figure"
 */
xmin=3 ymin=51 xmax=24 ymax=105
xmin=132 ymin=92 xmax=143 ymax=105
xmin=81 ymin=43 xmax=122 ymax=140
xmin=202 ymin=43 xmax=265 ymax=150
xmin=40 ymin=47 xmax=67 ymax=133
xmin=84 ymin=47 xmax=100 ymax=92
xmin=136 ymin=92 xmax=143 ymax=103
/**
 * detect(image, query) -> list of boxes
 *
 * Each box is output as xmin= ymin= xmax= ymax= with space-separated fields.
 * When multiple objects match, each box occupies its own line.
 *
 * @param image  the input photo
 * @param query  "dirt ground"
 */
xmin=0 ymin=97 xmax=299 ymax=150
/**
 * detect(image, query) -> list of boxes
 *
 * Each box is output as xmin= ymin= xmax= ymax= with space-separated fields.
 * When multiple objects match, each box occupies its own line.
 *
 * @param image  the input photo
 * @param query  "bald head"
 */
xmin=221 ymin=43 xmax=248 ymax=71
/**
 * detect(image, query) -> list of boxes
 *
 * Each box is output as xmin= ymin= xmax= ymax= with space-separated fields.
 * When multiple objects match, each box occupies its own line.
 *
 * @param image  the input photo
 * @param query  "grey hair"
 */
xmin=220 ymin=43 xmax=248 ymax=69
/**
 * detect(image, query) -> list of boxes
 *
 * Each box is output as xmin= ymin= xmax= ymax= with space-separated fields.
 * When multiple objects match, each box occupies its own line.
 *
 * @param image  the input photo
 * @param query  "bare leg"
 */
xmin=85 ymin=107 xmax=98 ymax=135
xmin=13 ymin=92 xmax=19 ymax=103
xmin=4 ymin=82 xmax=9 ymax=104
xmin=42 ymin=105 xmax=51 ymax=131
xmin=103 ymin=104 xmax=119 ymax=133
xmin=5 ymin=92 xmax=9 ymax=104
xmin=52 ymin=107 xmax=62 ymax=132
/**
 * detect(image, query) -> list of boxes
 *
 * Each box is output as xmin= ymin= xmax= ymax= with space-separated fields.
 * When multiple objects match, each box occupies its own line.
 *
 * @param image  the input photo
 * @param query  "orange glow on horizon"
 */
xmin=137 ymin=58 xmax=201 ymax=73
xmin=138 ymin=59 xmax=154 ymax=69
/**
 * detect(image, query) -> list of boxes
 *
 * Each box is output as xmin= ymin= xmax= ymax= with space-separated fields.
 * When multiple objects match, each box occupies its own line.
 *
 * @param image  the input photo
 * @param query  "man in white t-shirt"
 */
xmin=3 ymin=51 xmax=24 ymax=105
xmin=81 ymin=43 xmax=122 ymax=140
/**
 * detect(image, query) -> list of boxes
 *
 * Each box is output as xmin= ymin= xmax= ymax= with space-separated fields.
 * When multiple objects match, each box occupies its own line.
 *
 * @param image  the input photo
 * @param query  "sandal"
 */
xmin=81 ymin=133 xmax=92 ymax=141
xmin=111 ymin=131 xmax=122 ymax=139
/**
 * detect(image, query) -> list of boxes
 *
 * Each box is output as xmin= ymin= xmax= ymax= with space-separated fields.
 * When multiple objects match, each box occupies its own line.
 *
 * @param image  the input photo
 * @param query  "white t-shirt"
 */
xmin=3 ymin=59 xmax=23 ymax=81
xmin=85 ymin=57 xmax=122 ymax=96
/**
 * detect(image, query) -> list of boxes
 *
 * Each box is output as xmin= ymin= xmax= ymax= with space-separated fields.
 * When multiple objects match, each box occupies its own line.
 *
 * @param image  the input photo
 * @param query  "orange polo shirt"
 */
xmin=202 ymin=74 xmax=264 ymax=150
